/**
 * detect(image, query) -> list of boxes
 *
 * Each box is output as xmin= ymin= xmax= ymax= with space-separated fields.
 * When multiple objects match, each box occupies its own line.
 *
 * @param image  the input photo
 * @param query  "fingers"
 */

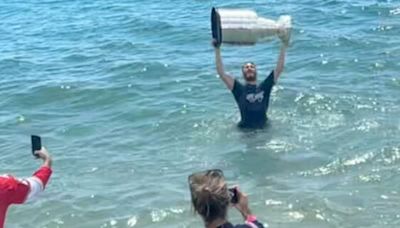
xmin=235 ymin=186 xmax=245 ymax=196
xmin=34 ymin=150 xmax=45 ymax=159
xmin=233 ymin=186 xmax=248 ymax=205
xmin=211 ymin=39 xmax=221 ymax=48
xmin=34 ymin=147 xmax=50 ymax=160
xmin=278 ymin=29 xmax=290 ymax=47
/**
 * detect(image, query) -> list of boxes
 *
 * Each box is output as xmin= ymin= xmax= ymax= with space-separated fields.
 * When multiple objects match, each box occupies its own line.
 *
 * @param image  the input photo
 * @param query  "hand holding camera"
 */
xmin=229 ymin=187 xmax=252 ymax=219
xmin=31 ymin=135 xmax=52 ymax=167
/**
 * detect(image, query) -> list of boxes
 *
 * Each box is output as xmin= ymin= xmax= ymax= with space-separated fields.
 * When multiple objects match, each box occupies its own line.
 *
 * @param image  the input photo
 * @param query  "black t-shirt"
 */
xmin=217 ymin=220 xmax=264 ymax=228
xmin=231 ymin=71 xmax=275 ymax=129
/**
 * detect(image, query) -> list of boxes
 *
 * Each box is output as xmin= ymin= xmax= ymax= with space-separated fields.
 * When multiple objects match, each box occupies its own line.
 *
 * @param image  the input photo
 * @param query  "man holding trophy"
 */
xmin=211 ymin=7 xmax=291 ymax=129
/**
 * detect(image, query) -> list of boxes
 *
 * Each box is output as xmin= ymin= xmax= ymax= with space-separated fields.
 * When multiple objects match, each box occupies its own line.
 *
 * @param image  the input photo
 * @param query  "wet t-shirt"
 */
xmin=232 ymin=71 xmax=275 ymax=129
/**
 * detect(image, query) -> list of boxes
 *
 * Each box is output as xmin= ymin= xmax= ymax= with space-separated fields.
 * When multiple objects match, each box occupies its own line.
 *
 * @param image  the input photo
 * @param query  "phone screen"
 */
xmin=31 ymin=135 xmax=41 ymax=157
xmin=228 ymin=188 xmax=239 ymax=204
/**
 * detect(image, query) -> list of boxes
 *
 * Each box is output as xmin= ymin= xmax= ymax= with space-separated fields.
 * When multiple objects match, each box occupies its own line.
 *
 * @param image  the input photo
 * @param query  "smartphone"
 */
xmin=228 ymin=187 xmax=239 ymax=204
xmin=31 ymin=135 xmax=41 ymax=157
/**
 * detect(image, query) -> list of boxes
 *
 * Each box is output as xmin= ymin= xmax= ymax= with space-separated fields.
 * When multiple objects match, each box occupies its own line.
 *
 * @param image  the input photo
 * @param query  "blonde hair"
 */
xmin=189 ymin=170 xmax=230 ymax=224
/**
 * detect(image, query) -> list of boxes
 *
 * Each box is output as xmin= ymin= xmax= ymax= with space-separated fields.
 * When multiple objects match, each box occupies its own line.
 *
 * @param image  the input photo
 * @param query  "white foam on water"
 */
xmin=127 ymin=216 xmax=137 ymax=227
xmin=287 ymin=211 xmax=305 ymax=221
xmin=53 ymin=219 xmax=64 ymax=225
xmin=390 ymin=8 xmax=400 ymax=15
xmin=151 ymin=209 xmax=168 ymax=222
xmin=315 ymin=113 xmax=345 ymax=130
xmin=380 ymin=147 xmax=400 ymax=165
xmin=302 ymin=151 xmax=376 ymax=177
xmin=260 ymin=139 xmax=295 ymax=153
xmin=17 ymin=114 xmax=25 ymax=123
xmin=356 ymin=104 xmax=373 ymax=109
xmin=110 ymin=219 xmax=117 ymax=226
xmin=315 ymin=213 xmax=325 ymax=220
xmin=380 ymin=195 xmax=389 ymax=200
xmin=353 ymin=119 xmax=379 ymax=132
xmin=294 ymin=92 xmax=305 ymax=103
xmin=169 ymin=207 xmax=184 ymax=214
xmin=359 ymin=174 xmax=381 ymax=183
xmin=265 ymin=199 xmax=284 ymax=206
xmin=343 ymin=152 xmax=374 ymax=166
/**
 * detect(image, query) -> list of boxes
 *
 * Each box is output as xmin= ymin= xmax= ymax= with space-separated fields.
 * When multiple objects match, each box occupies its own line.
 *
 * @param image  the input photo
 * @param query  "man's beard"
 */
xmin=245 ymin=74 xmax=257 ymax=82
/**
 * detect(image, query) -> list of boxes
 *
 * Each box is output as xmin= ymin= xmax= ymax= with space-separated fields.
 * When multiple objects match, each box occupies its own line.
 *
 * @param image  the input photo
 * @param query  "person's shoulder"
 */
xmin=0 ymin=175 xmax=17 ymax=183
xmin=0 ymin=175 xmax=19 ymax=192
xmin=233 ymin=78 xmax=245 ymax=90
xmin=234 ymin=78 xmax=244 ymax=85
xmin=266 ymin=70 xmax=275 ymax=82
xmin=260 ymin=71 xmax=275 ymax=89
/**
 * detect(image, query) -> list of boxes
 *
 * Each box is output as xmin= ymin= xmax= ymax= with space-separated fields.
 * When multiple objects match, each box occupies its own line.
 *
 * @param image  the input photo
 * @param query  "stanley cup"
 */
xmin=211 ymin=7 xmax=292 ymax=45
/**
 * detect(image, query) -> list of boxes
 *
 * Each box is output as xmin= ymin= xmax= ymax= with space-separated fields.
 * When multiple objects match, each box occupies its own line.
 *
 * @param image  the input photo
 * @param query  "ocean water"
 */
xmin=1 ymin=0 xmax=400 ymax=227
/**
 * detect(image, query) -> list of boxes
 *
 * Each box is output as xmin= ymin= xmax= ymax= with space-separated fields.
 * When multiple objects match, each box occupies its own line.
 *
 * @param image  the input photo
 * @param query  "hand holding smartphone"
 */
xmin=31 ymin=135 xmax=42 ymax=157
xmin=229 ymin=187 xmax=239 ymax=204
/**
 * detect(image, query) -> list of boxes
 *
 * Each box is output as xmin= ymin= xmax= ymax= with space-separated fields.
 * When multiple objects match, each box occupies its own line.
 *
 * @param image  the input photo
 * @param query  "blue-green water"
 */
xmin=1 ymin=0 xmax=400 ymax=227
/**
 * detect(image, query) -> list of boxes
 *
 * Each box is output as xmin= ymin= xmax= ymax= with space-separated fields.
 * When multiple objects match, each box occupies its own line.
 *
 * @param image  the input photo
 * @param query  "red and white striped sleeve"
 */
xmin=23 ymin=166 xmax=52 ymax=202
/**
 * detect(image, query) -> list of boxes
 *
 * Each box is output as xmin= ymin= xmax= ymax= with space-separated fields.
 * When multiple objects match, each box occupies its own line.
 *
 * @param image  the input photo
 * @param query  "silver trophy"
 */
xmin=211 ymin=7 xmax=292 ymax=46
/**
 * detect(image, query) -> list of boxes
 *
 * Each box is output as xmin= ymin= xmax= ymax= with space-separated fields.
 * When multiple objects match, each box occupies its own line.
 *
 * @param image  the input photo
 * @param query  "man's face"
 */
xmin=242 ymin=63 xmax=257 ymax=82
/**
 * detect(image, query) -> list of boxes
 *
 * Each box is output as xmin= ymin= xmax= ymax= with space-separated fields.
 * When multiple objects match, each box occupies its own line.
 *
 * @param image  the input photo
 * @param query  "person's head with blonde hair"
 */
xmin=188 ymin=169 xmax=264 ymax=228
xmin=188 ymin=169 xmax=230 ymax=225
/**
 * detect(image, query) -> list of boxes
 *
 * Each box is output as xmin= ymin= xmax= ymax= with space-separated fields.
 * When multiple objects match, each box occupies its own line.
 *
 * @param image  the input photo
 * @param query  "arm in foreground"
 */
xmin=234 ymin=188 xmax=265 ymax=228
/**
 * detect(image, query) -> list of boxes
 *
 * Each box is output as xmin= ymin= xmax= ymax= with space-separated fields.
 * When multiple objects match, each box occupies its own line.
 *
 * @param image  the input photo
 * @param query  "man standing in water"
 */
xmin=212 ymin=39 xmax=287 ymax=129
